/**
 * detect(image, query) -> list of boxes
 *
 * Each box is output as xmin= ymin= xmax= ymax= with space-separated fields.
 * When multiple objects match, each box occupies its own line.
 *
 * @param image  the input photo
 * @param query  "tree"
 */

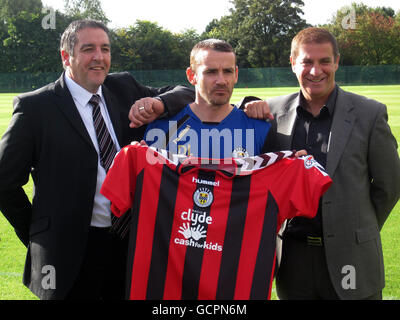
xmin=3 ymin=10 xmax=73 ymax=73
xmin=0 ymin=18 xmax=9 ymax=72
xmin=113 ymin=21 xmax=173 ymax=70
xmin=203 ymin=15 xmax=239 ymax=47
xmin=326 ymin=4 xmax=400 ymax=65
xmin=0 ymin=0 xmax=42 ymax=20
xmin=172 ymin=29 xmax=201 ymax=69
xmin=111 ymin=20 xmax=199 ymax=71
xmin=355 ymin=11 xmax=399 ymax=65
xmin=204 ymin=0 xmax=309 ymax=67
xmin=63 ymin=0 xmax=109 ymax=24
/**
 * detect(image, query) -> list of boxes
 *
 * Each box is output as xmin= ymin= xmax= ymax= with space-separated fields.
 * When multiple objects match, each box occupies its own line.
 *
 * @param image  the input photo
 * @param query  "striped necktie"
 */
xmin=89 ymin=94 xmax=130 ymax=237
xmin=89 ymin=94 xmax=117 ymax=172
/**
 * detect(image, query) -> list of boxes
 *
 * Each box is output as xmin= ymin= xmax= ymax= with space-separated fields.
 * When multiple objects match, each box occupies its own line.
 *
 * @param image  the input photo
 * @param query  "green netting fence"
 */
xmin=0 ymin=65 xmax=399 ymax=92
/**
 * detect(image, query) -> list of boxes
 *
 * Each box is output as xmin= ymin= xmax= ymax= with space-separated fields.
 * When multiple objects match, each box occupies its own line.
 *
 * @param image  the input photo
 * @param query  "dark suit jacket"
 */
xmin=0 ymin=72 xmax=194 ymax=299
xmin=264 ymin=86 xmax=400 ymax=299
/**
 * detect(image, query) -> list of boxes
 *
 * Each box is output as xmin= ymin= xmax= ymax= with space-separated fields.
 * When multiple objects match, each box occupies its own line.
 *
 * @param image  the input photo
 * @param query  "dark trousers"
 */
xmin=66 ymin=227 xmax=128 ymax=300
xmin=276 ymin=236 xmax=382 ymax=300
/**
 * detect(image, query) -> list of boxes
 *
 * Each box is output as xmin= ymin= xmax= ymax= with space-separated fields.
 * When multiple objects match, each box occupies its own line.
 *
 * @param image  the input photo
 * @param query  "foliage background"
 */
xmin=0 ymin=0 xmax=399 ymax=75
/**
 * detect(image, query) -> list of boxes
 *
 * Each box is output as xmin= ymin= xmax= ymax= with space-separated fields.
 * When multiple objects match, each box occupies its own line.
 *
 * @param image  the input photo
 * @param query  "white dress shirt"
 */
xmin=65 ymin=74 xmax=121 ymax=227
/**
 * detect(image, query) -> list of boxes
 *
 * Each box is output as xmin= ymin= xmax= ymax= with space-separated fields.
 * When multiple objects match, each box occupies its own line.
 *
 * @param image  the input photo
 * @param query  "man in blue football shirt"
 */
xmin=145 ymin=39 xmax=270 ymax=159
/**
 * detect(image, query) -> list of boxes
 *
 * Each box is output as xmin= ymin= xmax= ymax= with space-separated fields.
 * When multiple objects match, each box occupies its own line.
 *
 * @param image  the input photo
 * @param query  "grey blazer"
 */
xmin=266 ymin=86 xmax=400 ymax=299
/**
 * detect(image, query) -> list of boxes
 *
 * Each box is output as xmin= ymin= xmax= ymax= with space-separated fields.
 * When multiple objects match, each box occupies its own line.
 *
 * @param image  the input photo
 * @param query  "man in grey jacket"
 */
xmin=245 ymin=27 xmax=400 ymax=300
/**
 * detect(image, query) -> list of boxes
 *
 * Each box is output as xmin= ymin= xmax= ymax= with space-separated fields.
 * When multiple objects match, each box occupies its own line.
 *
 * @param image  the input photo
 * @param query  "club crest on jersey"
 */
xmin=304 ymin=155 xmax=316 ymax=169
xmin=302 ymin=155 xmax=329 ymax=176
xmin=232 ymin=147 xmax=249 ymax=158
xmin=193 ymin=187 xmax=214 ymax=208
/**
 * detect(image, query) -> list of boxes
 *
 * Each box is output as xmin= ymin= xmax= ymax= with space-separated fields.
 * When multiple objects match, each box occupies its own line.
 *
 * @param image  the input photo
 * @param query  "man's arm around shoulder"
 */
xmin=104 ymin=71 xmax=194 ymax=117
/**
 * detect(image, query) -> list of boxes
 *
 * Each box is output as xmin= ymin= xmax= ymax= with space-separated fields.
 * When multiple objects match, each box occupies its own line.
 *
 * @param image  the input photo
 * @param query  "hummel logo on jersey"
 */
xmin=192 ymin=176 xmax=220 ymax=187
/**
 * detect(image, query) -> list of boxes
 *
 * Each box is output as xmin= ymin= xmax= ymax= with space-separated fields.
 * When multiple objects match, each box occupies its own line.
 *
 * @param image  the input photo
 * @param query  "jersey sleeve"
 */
xmin=268 ymin=156 xmax=332 ymax=227
xmin=100 ymin=144 xmax=140 ymax=217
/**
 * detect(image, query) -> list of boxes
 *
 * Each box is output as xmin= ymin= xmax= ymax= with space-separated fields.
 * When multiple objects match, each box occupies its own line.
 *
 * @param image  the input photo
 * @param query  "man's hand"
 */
xmin=294 ymin=149 xmax=308 ymax=157
xmin=243 ymin=100 xmax=274 ymax=121
xmin=129 ymin=97 xmax=165 ymax=128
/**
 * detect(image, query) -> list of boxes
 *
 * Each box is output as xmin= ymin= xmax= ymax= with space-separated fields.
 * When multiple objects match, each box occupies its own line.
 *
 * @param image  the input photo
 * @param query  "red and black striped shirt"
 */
xmin=101 ymin=143 xmax=332 ymax=300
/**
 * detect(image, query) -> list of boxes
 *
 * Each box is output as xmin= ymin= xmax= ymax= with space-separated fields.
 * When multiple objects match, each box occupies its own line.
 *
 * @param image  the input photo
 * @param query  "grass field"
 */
xmin=0 ymin=85 xmax=399 ymax=300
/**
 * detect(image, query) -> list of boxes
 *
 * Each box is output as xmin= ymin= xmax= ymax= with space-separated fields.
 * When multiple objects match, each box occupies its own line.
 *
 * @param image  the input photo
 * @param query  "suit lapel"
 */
xmin=275 ymin=88 xmax=356 ymax=177
xmin=275 ymin=95 xmax=299 ymax=149
xmin=53 ymin=73 xmax=96 ymax=150
xmin=325 ymin=88 xmax=356 ymax=176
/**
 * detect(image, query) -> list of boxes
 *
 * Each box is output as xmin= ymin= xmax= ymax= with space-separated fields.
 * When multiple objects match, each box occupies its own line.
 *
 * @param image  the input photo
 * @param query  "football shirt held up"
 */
xmin=100 ymin=143 xmax=332 ymax=300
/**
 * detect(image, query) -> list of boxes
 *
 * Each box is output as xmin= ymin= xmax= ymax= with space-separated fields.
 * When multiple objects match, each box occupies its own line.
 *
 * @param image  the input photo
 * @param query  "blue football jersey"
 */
xmin=145 ymin=105 xmax=270 ymax=159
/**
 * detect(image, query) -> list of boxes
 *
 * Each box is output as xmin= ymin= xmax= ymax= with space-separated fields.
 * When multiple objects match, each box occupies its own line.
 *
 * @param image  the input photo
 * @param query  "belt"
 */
xmin=284 ymin=234 xmax=324 ymax=246
xmin=306 ymin=236 xmax=323 ymax=246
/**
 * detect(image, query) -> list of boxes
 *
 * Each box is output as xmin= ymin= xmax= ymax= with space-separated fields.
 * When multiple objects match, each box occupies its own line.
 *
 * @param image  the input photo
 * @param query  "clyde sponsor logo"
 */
xmin=181 ymin=208 xmax=212 ymax=225
xmin=174 ymin=208 xmax=222 ymax=252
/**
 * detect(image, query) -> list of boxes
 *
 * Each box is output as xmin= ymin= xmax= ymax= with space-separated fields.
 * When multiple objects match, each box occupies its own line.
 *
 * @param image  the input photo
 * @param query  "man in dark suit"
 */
xmin=0 ymin=20 xmax=194 ymax=300
xmin=245 ymin=27 xmax=400 ymax=299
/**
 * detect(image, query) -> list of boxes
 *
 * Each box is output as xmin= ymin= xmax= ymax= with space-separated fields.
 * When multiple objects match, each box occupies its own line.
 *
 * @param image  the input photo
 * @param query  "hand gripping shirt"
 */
xmin=100 ymin=143 xmax=332 ymax=300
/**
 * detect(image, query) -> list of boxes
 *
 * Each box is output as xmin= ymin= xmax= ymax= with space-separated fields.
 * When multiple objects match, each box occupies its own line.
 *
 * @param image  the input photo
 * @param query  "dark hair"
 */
xmin=291 ymin=27 xmax=340 ymax=61
xmin=190 ymin=39 xmax=236 ymax=71
xmin=60 ymin=19 xmax=110 ymax=56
